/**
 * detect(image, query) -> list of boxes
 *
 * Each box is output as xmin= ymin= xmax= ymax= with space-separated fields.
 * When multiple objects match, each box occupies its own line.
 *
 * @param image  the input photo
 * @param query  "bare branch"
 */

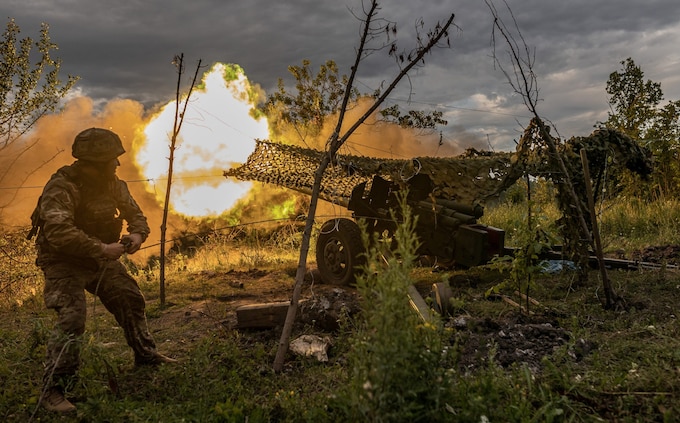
xmin=0 ymin=142 xmax=63 ymax=210
xmin=486 ymin=0 xmax=622 ymax=309
xmin=158 ymin=54 xmax=202 ymax=307
xmin=332 ymin=13 xmax=455 ymax=155
xmin=273 ymin=0 xmax=456 ymax=372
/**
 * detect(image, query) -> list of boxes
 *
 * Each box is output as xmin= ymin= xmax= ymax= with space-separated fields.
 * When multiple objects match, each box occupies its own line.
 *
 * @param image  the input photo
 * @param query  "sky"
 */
xmin=2 ymin=0 xmax=678 ymax=153
xmin=2 ymin=0 xmax=680 ymax=233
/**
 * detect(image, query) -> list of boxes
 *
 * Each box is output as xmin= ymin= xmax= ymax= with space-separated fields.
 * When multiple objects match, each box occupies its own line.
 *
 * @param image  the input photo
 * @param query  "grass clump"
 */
xmin=0 ymin=230 xmax=43 ymax=308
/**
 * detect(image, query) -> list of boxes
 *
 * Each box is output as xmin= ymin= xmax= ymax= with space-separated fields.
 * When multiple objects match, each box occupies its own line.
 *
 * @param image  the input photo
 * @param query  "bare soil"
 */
xmin=148 ymin=270 xmax=564 ymax=375
xmin=147 ymin=243 xmax=677 ymax=376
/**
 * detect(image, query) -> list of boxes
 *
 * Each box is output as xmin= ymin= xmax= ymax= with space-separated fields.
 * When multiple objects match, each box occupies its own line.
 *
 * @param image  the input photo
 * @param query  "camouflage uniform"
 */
xmin=32 ymin=129 xmax=166 ymax=394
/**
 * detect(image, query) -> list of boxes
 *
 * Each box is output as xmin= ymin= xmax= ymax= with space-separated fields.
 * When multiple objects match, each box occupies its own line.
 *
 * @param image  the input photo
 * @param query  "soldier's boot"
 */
xmin=135 ymin=352 xmax=179 ymax=367
xmin=41 ymin=387 xmax=76 ymax=413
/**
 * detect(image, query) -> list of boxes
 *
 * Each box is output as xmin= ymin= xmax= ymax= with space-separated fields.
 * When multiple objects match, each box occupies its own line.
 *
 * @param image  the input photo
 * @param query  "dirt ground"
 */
xmin=150 ymin=271 xmax=560 ymax=373
xmin=148 ymin=243 xmax=677 ymax=375
xmin=628 ymin=244 xmax=680 ymax=265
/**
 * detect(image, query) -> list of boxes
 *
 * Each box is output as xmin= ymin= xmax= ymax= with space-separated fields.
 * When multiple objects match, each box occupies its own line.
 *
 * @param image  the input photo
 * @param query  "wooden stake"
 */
xmin=580 ymin=149 xmax=617 ymax=309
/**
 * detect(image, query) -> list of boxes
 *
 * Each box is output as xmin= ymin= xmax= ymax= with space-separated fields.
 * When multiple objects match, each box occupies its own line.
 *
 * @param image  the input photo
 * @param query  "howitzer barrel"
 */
xmin=437 ymin=214 xmax=462 ymax=229
xmin=417 ymin=201 xmax=477 ymax=225
xmin=435 ymin=199 xmax=484 ymax=218
xmin=450 ymin=211 xmax=476 ymax=224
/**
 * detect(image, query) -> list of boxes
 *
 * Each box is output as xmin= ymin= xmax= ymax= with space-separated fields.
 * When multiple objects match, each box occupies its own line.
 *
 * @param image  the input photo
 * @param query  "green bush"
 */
xmin=335 ymin=196 xmax=450 ymax=422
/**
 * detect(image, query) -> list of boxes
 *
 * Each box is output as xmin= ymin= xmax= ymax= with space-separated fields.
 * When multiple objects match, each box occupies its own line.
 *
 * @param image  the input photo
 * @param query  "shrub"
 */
xmin=335 ymin=196 xmax=449 ymax=422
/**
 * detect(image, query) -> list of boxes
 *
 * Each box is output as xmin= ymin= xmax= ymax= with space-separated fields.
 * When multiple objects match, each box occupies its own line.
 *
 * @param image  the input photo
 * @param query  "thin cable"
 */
xmin=0 ymin=174 xmax=226 ymax=191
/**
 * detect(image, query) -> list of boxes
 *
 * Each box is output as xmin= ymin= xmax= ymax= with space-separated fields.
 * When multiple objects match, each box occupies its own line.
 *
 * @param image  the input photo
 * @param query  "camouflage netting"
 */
xmin=224 ymin=122 xmax=652 ymax=215
xmin=223 ymin=140 xmax=522 ymax=207
xmin=514 ymin=118 xmax=653 ymax=274
xmin=223 ymin=123 xmax=651 ymax=281
xmin=514 ymin=118 xmax=652 ymax=193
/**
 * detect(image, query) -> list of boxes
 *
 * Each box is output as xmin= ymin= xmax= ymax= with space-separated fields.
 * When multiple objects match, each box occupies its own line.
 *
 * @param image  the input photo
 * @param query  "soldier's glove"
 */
xmin=101 ymin=242 xmax=126 ymax=260
xmin=122 ymin=233 xmax=144 ymax=254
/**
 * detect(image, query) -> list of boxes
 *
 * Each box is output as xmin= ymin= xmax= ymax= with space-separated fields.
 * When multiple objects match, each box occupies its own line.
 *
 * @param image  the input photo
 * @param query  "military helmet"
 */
xmin=72 ymin=128 xmax=125 ymax=162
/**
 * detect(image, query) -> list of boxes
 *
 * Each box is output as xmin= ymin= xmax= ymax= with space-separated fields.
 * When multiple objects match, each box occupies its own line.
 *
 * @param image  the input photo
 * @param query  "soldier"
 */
xmin=29 ymin=128 xmax=177 ymax=413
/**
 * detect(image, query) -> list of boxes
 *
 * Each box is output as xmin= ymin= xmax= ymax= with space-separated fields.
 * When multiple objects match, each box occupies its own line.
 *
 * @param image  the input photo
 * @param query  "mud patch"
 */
xmin=629 ymin=244 xmax=680 ymax=265
xmin=450 ymin=315 xmax=589 ymax=374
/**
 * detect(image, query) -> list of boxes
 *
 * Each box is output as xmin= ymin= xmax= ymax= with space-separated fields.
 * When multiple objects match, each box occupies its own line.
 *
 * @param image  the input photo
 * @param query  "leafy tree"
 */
xmin=646 ymin=101 xmax=680 ymax=196
xmin=604 ymin=58 xmax=663 ymax=139
xmin=1 ymin=19 xmax=78 ymax=147
xmin=603 ymin=58 xmax=680 ymax=199
xmin=0 ymin=18 xmax=78 ymax=207
xmin=264 ymin=59 xmax=358 ymax=140
xmin=263 ymin=58 xmax=447 ymax=142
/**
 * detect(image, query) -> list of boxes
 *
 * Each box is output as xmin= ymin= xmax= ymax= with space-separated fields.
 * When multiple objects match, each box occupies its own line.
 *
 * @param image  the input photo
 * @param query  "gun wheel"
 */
xmin=316 ymin=218 xmax=365 ymax=285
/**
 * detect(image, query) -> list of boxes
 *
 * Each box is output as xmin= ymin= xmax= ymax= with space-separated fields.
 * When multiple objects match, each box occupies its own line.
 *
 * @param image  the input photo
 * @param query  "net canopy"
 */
xmin=224 ymin=140 xmax=521 ymax=208
xmin=224 ymin=121 xmax=651 ymax=211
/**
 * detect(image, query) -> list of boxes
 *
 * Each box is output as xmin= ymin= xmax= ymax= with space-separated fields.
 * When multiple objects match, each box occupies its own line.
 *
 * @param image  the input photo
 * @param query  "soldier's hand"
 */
xmin=101 ymin=242 xmax=126 ymax=260
xmin=125 ymin=233 xmax=144 ymax=254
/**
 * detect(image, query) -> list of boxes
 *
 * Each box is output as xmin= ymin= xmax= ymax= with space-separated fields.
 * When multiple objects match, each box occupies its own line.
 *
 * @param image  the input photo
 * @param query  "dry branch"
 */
xmin=272 ymin=1 xmax=455 ymax=372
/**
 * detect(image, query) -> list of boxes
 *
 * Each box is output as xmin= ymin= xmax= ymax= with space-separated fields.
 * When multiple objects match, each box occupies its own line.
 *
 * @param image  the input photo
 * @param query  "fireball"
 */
xmin=134 ymin=63 xmax=269 ymax=217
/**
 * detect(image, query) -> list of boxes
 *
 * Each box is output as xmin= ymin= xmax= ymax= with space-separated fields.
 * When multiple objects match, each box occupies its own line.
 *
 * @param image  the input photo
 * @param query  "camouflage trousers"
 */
xmin=40 ymin=259 xmax=158 ymax=388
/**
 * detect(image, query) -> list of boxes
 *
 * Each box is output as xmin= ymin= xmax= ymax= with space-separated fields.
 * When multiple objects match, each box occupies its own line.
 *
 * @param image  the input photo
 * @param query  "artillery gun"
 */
xmin=222 ymin=123 xmax=657 ymax=321
xmin=225 ymin=140 xmax=521 ymax=286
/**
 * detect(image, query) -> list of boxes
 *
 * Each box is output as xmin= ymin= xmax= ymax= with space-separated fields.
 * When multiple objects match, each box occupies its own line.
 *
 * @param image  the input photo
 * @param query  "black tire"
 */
xmin=316 ymin=218 xmax=365 ymax=285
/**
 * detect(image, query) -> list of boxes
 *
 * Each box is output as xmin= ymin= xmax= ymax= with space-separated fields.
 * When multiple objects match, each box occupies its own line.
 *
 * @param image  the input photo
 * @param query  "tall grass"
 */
xmin=481 ymin=181 xmax=680 ymax=254
xmin=598 ymin=197 xmax=680 ymax=252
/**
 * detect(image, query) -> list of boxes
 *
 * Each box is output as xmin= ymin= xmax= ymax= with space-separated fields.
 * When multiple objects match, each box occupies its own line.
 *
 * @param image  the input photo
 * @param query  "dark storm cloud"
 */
xmin=2 ymin=0 xmax=679 ymax=150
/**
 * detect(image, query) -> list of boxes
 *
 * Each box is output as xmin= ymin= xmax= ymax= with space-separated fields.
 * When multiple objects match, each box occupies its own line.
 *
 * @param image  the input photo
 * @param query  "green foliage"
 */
xmin=379 ymin=104 xmax=447 ymax=130
xmin=486 ymin=201 xmax=556 ymax=313
xmin=0 ymin=18 xmax=78 ymax=146
xmin=482 ymin=190 xmax=680 ymax=255
xmin=0 ymin=18 xmax=79 ymax=219
xmin=605 ymin=58 xmax=663 ymax=139
xmin=335 ymin=196 xmax=450 ymax=422
xmin=599 ymin=197 xmax=680 ymax=251
xmin=262 ymin=59 xmax=448 ymax=142
xmin=603 ymin=57 xmax=680 ymax=198
xmin=263 ymin=59 xmax=356 ymax=139
xmin=645 ymin=99 xmax=680 ymax=198
xmin=3 ymin=217 xmax=680 ymax=421
xmin=483 ymin=180 xmax=561 ymax=247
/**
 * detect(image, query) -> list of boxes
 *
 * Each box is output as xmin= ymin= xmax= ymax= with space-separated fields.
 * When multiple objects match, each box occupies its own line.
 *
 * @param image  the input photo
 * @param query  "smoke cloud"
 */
xmin=301 ymin=96 xmax=480 ymax=159
xmin=0 ymin=96 xmax=182 ymax=263
xmin=1 ymin=83 xmax=487 ymax=266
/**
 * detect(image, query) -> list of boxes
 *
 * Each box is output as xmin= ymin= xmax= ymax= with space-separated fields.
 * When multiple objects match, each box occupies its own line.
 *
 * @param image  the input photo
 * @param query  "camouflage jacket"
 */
xmin=33 ymin=161 xmax=150 ymax=266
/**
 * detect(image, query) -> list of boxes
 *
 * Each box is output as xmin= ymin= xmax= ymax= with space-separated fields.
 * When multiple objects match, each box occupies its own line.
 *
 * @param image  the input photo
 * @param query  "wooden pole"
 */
xmin=159 ymin=55 xmax=201 ymax=307
xmin=579 ymin=148 xmax=617 ymax=309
